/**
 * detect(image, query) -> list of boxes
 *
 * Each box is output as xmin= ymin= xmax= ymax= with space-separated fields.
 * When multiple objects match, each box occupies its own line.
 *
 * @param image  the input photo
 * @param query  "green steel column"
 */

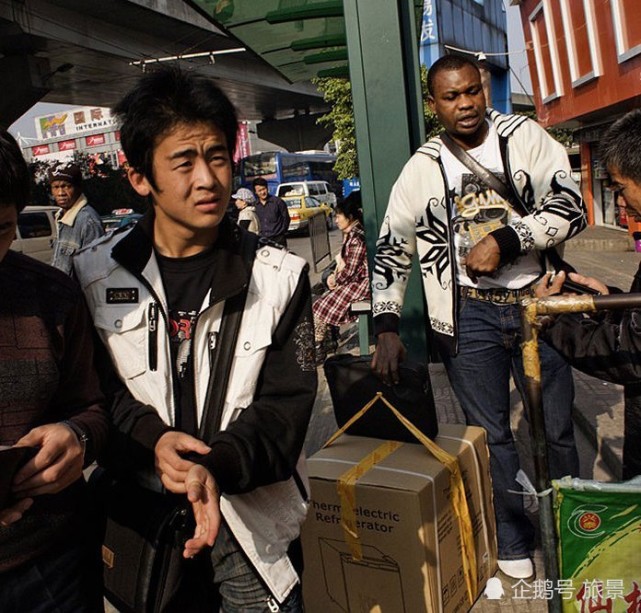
xmin=343 ymin=0 xmax=429 ymax=360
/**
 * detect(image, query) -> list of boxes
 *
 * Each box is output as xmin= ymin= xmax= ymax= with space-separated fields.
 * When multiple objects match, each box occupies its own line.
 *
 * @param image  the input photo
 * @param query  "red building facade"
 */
xmin=512 ymin=0 xmax=641 ymax=231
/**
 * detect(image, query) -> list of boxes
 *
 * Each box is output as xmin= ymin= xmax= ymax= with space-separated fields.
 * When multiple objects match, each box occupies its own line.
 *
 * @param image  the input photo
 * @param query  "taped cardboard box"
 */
xmin=301 ymin=424 xmax=497 ymax=613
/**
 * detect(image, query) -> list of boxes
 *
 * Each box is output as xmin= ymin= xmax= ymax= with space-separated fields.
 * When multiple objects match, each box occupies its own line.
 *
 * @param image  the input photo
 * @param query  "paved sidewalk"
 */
xmin=304 ymin=223 xmax=635 ymax=612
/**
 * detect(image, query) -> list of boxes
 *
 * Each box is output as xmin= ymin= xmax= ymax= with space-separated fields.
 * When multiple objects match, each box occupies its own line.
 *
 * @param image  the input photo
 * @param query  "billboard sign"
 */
xmin=36 ymin=106 xmax=116 ymax=140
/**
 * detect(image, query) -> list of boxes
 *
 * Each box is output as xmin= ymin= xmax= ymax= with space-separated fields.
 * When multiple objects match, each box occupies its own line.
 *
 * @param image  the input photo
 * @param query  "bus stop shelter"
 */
xmin=185 ymin=0 xmax=431 ymax=360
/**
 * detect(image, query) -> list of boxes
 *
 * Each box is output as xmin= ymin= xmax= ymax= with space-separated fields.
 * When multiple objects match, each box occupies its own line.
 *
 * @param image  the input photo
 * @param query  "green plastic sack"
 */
xmin=554 ymin=476 xmax=641 ymax=612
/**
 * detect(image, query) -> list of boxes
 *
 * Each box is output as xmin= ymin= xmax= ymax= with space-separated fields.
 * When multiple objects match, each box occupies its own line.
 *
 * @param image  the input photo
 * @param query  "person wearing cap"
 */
xmin=232 ymin=187 xmax=261 ymax=234
xmin=50 ymin=163 xmax=104 ymax=275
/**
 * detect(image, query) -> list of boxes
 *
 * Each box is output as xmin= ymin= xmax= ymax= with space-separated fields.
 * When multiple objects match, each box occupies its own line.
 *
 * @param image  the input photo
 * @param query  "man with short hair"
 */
xmin=0 ymin=128 xmax=108 ymax=612
xmin=252 ymin=177 xmax=290 ymax=246
xmin=74 ymin=67 xmax=316 ymax=611
xmin=50 ymin=163 xmax=104 ymax=275
xmin=371 ymin=55 xmax=586 ymax=578
xmin=540 ymin=108 xmax=641 ymax=480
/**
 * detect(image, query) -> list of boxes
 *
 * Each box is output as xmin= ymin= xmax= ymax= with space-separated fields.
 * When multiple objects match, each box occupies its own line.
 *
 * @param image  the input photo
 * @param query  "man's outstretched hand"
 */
xmin=183 ymin=464 xmax=220 ymax=559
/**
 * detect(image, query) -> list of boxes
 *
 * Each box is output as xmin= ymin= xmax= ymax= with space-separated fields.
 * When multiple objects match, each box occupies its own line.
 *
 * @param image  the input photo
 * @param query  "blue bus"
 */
xmin=237 ymin=151 xmax=341 ymax=197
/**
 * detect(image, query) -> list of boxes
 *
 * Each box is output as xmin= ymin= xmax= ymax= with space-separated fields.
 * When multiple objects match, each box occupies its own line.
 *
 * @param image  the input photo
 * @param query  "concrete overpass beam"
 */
xmin=0 ymin=55 xmax=51 ymax=128
xmin=256 ymin=114 xmax=332 ymax=152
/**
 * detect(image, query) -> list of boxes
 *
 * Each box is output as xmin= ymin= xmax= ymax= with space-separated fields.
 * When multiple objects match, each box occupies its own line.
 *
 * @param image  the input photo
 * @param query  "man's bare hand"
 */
xmin=12 ymin=424 xmax=84 ymax=497
xmin=534 ymin=271 xmax=565 ymax=298
xmin=0 ymin=498 xmax=33 ymax=527
xmin=155 ymin=432 xmax=211 ymax=493
xmin=183 ymin=464 xmax=220 ymax=558
xmin=566 ymin=272 xmax=609 ymax=296
xmin=462 ymin=234 xmax=501 ymax=282
xmin=371 ymin=332 xmax=406 ymax=386
xmin=534 ymin=271 xmax=609 ymax=298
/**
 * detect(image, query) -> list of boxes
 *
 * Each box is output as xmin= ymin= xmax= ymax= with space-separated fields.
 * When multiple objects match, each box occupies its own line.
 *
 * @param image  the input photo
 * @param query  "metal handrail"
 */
xmin=520 ymin=292 xmax=641 ymax=613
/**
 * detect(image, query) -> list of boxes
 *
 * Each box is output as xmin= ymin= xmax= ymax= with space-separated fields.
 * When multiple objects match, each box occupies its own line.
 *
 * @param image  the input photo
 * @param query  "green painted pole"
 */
xmin=343 ymin=0 xmax=429 ymax=361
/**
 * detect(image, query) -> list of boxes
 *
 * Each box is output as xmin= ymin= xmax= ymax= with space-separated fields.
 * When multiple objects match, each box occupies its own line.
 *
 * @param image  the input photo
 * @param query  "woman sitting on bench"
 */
xmin=313 ymin=191 xmax=370 ymax=365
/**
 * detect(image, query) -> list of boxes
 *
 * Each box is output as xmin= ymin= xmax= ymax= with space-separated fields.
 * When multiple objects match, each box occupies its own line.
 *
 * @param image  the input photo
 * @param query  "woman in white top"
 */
xmin=232 ymin=187 xmax=261 ymax=234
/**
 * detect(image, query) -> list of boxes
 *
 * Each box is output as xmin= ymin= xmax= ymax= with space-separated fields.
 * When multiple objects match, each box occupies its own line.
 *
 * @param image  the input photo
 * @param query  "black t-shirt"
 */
xmin=156 ymin=246 xmax=217 ymax=434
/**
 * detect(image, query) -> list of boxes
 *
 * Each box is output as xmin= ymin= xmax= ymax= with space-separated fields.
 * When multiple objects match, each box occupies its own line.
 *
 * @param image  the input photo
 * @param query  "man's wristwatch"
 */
xmin=61 ymin=420 xmax=89 ymax=462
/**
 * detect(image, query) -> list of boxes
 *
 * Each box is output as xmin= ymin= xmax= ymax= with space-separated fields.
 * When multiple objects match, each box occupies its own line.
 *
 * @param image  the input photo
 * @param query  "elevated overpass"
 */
xmin=0 ymin=0 xmax=331 ymax=149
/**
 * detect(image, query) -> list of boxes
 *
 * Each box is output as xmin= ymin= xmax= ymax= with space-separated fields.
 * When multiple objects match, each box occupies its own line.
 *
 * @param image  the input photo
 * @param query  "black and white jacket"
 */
xmin=372 ymin=108 xmax=586 ymax=355
xmin=74 ymin=214 xmax=317 ymax=603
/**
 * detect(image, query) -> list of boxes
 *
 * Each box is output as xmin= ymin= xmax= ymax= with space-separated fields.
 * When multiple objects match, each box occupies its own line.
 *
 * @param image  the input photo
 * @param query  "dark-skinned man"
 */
xmin=371 ymin=54 xmax=586 ymax=579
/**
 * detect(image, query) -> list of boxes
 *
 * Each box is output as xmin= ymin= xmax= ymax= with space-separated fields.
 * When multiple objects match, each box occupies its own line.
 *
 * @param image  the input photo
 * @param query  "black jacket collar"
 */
xmin=111 ymin=210 xmax=254 ymax=303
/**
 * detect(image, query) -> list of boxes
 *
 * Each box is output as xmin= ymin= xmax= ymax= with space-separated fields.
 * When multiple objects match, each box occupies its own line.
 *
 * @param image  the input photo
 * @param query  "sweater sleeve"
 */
xmin=371 ymin=159 xmax=419 ymax=335
xmin=200 ymin=272 xmax=317 ymax=494
xmin=542 ymin=309 xmax=641 ymax=385
xmin=51 ymin=294 xmax=109 ymax=467
xmin=498 ymin=118 xmax=586 ymax=260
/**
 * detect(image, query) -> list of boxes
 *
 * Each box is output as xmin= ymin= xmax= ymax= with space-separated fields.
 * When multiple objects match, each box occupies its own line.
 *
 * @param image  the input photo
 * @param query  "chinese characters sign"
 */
xmin=36 ymin=106 xmax=116 ymax=140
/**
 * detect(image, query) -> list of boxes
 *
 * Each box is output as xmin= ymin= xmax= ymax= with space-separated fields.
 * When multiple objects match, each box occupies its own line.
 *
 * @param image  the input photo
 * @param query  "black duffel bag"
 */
xmin=323 ymin=354 xmax=438 ymax=442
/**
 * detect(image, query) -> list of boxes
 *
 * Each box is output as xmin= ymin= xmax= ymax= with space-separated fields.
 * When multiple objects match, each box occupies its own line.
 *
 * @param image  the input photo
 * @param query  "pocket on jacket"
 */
xmin=93 ymin=305 xmax=148 ymax=379
xmin=234 ymin=323 xmax=273 ymax=358
xmin=229 ymin=323 xmax=274 ymax=405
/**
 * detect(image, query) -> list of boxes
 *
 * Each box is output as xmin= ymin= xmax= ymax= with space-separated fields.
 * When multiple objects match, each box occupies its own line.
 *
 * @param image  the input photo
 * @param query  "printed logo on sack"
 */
xmin=568 ymin=505 xmax=607 ymax=538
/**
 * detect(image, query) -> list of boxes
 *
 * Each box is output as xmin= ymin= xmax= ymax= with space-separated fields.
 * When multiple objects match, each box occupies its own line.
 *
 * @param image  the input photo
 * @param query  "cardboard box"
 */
xmin=301 ymin=424 xmax=497 ymax=613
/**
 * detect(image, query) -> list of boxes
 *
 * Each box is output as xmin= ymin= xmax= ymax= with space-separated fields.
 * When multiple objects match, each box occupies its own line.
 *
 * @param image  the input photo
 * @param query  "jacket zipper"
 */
xmin=148 ymin=302 xmax=158 ymax=372
xmin=437 ymin=156 xmax=461 ymax=354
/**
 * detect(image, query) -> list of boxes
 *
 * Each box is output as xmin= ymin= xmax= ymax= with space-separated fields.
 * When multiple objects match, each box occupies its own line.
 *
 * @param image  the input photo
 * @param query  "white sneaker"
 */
xmin=497 ymin=558 xmax=534 ymax=579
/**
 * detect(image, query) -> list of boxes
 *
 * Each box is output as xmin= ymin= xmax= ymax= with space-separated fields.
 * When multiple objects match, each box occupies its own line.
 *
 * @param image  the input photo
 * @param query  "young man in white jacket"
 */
xmin=371 ymin=55 xmax=586 ymax=579
xmin=74 ymin=67 xmax=317 ymax=611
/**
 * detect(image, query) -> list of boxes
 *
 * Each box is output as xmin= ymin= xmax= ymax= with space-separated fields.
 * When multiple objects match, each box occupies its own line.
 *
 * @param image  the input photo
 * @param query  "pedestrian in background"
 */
xmin=371 ymin=54 xmax=586 ymax=579
xmin=539 ymin=108 xmax=641 ymax=480
xmin=252 ymin=177 xmax=290 ymax=246
xmin=50 ymin=163 xmax=104 ymax=275
xmin=232 ymin=187 xmax=260 ymax=234
xmin=313 ymin=191 xmax=370 ymax=364
xmin=0 ymin=128 xmax=108 ymax=612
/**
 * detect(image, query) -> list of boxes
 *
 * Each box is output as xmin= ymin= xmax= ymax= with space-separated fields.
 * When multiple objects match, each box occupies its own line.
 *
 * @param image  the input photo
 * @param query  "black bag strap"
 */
xmin=440 ymin=131 xmax=529 ymax=219
xmin=198 ymin=231 xmax=258 ymax=443
xmin=441 ymin=132 xmax=574 ymax=274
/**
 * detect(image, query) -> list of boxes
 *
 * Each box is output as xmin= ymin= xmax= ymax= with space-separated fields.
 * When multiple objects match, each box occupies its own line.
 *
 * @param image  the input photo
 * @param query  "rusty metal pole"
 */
xmin=520 ymin=298 xmax=561 ymax=613
xmin=520 ymin=292 xmax=641 ymax=613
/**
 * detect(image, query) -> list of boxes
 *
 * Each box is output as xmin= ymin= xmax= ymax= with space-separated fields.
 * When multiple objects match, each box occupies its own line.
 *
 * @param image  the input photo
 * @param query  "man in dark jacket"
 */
xmin=540 ymin=109 xmax=641 ymax=479
xmin=252 ymin=177 xmax=290 ymax=246
xmin=0 ymin=129 xmax=109 ymax=611
xmin=74 ymin=67 xmax=316 ymax=611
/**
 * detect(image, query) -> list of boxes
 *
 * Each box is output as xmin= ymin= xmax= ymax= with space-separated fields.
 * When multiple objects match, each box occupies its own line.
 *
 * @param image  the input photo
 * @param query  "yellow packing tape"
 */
xmin=323 ymin=392 xmax=478 ymax=604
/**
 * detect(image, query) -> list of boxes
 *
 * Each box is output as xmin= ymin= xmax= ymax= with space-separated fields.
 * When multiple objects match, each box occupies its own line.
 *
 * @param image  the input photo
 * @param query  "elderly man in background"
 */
xmin=50 ymin=163 xmax=104 ymax=274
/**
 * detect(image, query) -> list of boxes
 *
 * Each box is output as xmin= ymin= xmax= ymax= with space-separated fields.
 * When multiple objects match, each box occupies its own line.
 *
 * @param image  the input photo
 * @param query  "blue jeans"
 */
xmin=210 ymin=522 xmax=303 ymax=612
xmin=441 ymin=295 xmax=579 ymax=559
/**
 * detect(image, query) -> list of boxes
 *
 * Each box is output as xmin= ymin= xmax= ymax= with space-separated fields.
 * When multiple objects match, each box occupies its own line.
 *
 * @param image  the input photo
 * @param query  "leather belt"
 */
xmin=459 ymin=285 xmax=534 ymax=305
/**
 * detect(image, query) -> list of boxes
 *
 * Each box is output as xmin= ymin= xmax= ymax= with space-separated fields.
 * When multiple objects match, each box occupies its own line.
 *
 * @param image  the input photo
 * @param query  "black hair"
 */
xmin=336 ymin=190 xmax=363 ymax=223
xmin=427 ymin=54 xmax=481 ymax=97
xmin=252 ymin=177 xmax=268 ymax=189
xmin=601 ymin=109 xmax=641 ymax=185
xmin=113 ymin=66 xmax=238 ymax=190
xmin=0 ymin=128 xmax=32 ymax=213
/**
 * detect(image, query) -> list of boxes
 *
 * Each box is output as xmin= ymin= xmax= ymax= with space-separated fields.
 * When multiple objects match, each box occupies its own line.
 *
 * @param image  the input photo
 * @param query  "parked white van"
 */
xmin=11 ymin=205 xmax=59 ymax=264
xmin=276 ymin=181 xmax=337 ymax=209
